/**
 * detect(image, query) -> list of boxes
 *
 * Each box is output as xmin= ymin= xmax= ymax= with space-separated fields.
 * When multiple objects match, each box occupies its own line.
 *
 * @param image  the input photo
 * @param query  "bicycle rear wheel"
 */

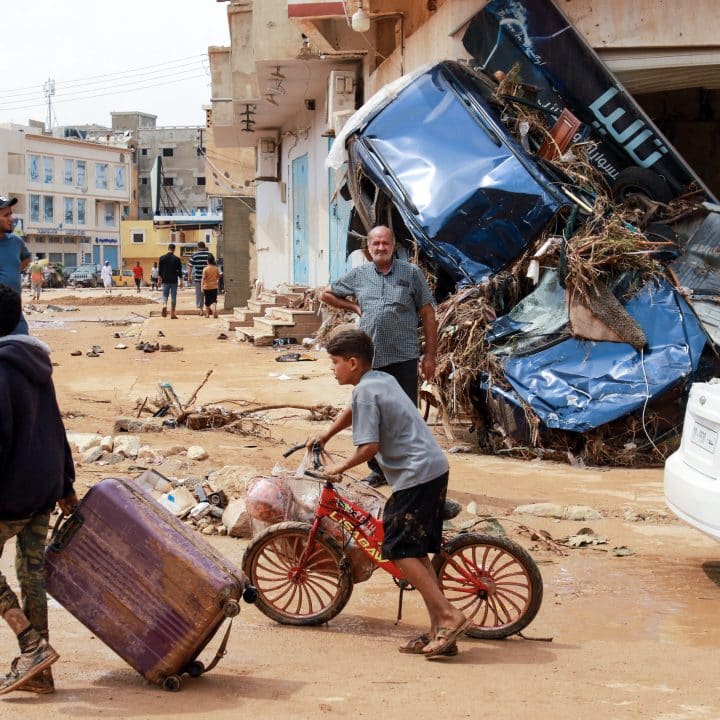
xmin=433 ymin=533 xmax=543 ymax=639
xmin=242 ymin=521 xmax=353 ymax=626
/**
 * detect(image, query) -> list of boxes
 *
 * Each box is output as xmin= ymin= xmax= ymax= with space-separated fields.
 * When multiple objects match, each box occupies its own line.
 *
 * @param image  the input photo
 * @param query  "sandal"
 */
xmin=423 ymin=617 xmax=472 ymax=659
xmin=398 ymin=633 xmax=458 ymax=656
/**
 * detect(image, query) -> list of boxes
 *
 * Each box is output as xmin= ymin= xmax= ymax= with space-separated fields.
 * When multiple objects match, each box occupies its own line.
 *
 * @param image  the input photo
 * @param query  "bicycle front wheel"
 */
xmin=241 ymin=521 xmax=353 ymax=626
xmin=433 ymin=533 xmax=543 ymax=639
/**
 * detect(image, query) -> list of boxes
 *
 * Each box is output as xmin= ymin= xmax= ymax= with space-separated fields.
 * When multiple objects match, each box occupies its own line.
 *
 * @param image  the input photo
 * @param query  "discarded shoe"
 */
xmin=91 ymin=345 xmax=104 ymax=354
xmin=70 ymin=350 xmax=82 ymax=357
xmin=362 ymin=472 xmax=387 ymax=488
xmin=86 ymin=350 xmax=100 ymax=358
xmin=0 ymin=639 xmax=59 ymax=695
xmin=158 ymin=330 xmax=165 ymax=337
xmin=18 ymin=667 xmax=54 ymax=694
xmin=217 ymin=333 xmax=228 ymax=340
xmin=159 ymin=344 xmax=183 ymax=352
xmin=114 ymin=343 xmax=128 ymax=350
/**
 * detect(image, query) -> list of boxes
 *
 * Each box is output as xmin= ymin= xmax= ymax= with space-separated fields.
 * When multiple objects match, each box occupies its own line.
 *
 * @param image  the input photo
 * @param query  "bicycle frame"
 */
xmin=297 ymin=480 xmax=405 ymax=580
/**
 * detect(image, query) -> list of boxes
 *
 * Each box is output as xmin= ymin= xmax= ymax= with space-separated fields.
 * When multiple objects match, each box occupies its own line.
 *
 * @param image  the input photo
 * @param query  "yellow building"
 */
xmin=120 ymin=219 xmax=218 ymax=281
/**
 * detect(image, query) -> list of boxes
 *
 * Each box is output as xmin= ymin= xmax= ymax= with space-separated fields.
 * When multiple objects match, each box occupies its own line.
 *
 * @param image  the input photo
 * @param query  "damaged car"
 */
xmin=329 ymin=0 xmax=720 ymax=465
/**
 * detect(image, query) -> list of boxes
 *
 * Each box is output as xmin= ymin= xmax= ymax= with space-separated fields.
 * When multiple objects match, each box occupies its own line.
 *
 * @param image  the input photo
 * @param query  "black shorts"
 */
xmin=204 ymin=289 xmax=218 ymax=306
xmin=381 ymin=472 xmax=448 ymax=560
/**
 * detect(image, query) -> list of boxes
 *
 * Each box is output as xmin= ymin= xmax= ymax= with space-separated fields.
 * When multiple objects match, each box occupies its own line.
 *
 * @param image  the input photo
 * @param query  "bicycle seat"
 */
xmin=442 ymin=498 xmax=462 ymax=521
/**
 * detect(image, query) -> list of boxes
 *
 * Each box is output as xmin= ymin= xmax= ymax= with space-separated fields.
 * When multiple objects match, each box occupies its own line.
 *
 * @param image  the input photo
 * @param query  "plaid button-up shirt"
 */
xmin=330 ymin=259 xmax=434 ymax=368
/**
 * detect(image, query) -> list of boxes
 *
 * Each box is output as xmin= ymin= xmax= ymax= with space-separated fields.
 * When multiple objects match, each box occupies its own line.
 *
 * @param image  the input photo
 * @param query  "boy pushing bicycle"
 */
xmin=308 ymin=329 xmax=470 ymax=658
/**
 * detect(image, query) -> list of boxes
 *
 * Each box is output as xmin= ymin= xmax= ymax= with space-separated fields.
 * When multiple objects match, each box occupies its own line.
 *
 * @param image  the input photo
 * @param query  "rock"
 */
xmin=201 ymin=525 xmax=216 ymax=535
xmin=466 ymin=500 xmax=478 ymax=515
xmin=222 ymin=498 xmax=251 ymax=538
xmin=113 ymin=417 xmax=164 ymax=433
xmin=67 ymin=432 xmax=103 ymax=453
xmin=187 ymin=446 xmax=209 ymax=461
xmin=163 ymin=445 xmax=186 ymax=457
xmin=83 ymin=447 xmax=104 ymax=464
xmin=100 ymin=435 xmax=114 ymax=452
xmin=98 ymin=452 xmax=124 ymax=465
xmin=207 ymin=464 xmax=258 ymax=497
xmin=514 ymin=503 xmax=602 ymax=521
xmin=113 ymin=435 xmax=141 ymax=458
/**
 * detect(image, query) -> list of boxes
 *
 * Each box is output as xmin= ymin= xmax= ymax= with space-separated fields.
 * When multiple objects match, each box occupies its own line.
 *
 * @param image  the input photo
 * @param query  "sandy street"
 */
xmin=0 ymin=285 xmax=719 ymax=720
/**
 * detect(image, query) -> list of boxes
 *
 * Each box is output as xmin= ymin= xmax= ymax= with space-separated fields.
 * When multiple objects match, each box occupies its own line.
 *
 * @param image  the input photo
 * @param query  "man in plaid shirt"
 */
xmin=321 ymin=225 xmax=437 ymax=486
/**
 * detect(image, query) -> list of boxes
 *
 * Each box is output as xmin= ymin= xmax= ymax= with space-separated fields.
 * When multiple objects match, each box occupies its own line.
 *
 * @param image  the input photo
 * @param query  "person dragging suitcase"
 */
xmin=0 ymin=284 xmax=77 ymax=695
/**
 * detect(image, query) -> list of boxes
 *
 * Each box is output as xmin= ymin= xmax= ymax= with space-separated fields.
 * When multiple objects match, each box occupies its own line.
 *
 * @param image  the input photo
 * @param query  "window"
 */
xmin=96 ymin=163 xmax=108 ymax=190
xmin=104 ymin=204 xmax=115 ymax=226
xmin=77 ymin=198 xmax=86 ymax=225
xmin=48 ymin=253 xmax=62 ymax=263
xmin=196 ymin=176 xmax=206 ymax=186
xmin=29 ymin=194 xmax=40 ymax=222
xmin=141 ymin=148 xmax=148 ymax=156
xmin=162 ymin=148 xmax=174 ymax=157
xmin=64 ymin=253 xmax=77 ymax=267
xmin=76 ymin=161 xmax=86 ymax=188
xmin=141 ymin=207 xmax=150 ymax=215
xmin=28 ymin=155 xmax=40 ymax=182
xmin=131 ymin=231 xmax=145 ymax=244
xmin=43 ymin=156 xmax=53 ymax=184
xmin=114 ymin=166 xmax=126 ymax=190
xmin=64 ymin=197 xmax=74 ymax=225
xmin=140 ymin=177 xmax=148 ymax=185
xmin=162 ymin=177 xmax=174 ymax=186
xmin=43 ymin=196 xmax=54 ymax=223
xmin=63 ymin=159 xmax=74 ymax=185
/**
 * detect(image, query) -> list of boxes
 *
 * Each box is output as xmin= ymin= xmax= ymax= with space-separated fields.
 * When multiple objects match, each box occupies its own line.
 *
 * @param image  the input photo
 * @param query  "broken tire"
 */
xmin=611 ymin=167 xmax=673 ymax=204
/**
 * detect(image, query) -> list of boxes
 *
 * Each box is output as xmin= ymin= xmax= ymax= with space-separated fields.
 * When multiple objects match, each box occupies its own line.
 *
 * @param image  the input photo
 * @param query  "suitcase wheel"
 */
xmin=162 ymin=675 xmax=182 ymax=692
xmin=222 ymin=599 xmax=240 ymax=617
xmin=185 ymin=661 xmax=205 ymax=678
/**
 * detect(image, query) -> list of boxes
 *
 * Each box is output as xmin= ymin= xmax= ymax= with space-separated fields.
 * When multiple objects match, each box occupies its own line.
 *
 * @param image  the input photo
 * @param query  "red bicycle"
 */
xmin=241 ymin=446 xmax=543 ymax=639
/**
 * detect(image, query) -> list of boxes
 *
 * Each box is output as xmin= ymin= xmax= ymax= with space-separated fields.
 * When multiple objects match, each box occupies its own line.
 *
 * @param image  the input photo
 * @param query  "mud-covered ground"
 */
xmin=1 ymin=285 xmax=719 ymax=720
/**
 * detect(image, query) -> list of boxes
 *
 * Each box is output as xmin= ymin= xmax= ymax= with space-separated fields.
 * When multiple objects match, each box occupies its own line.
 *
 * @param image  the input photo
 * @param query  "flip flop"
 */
xmin=399 ymin=633 xmax=458 ymax=656
xmin=423 ymin=617 xmax=472 ymax=659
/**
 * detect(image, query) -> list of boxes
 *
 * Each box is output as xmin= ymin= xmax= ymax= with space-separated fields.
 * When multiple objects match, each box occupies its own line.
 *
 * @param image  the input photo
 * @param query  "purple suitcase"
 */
xmin=45 ymin=477 xmax=252 ymax=691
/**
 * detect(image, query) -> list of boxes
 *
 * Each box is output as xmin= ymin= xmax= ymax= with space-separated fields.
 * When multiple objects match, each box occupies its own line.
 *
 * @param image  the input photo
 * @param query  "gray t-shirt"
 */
xmin=351 ymin=370 xmax=448 ymax=491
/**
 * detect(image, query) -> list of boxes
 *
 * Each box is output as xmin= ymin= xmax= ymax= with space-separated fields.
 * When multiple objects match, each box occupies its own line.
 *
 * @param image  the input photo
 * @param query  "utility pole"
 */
xmin=43 ymin=78 xmax=56 ymax=131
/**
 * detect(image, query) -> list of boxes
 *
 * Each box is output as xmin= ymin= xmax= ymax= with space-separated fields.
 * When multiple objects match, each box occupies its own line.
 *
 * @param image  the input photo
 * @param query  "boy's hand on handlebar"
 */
xmin=322 ymin=463 xmax=344 ymax=480
xmin=305 ymin=435 xmax=325 ymax=451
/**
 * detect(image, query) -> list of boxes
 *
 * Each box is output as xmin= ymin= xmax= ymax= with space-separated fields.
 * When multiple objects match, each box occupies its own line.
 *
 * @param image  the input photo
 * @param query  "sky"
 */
xmin=0 ymin=1 xmax=231 ymax=129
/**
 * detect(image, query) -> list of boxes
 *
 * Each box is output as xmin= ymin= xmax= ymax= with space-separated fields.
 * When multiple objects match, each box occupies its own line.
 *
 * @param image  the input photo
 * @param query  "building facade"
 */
xmin=208 ymin=0 xmax=720 ymax=295
xmin=22 ymin=132 xmax=131 ymax=270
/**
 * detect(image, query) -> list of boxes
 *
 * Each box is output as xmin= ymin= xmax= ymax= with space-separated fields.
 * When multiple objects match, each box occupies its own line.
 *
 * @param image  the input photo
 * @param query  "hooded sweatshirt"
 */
xmin=0 ymin=335 xmax=74 ymax=520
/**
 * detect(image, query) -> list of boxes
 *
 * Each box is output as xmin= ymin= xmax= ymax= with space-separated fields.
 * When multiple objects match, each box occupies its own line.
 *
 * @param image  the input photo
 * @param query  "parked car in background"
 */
xmin=112 ymin=269 xmax=134 ymax=287
xmin=62 ymin=266 xmax=77 ymax=282
xmin=68 ymin=264 xmax=101 ymax=288
xmin=665 ymin=380 xmax=720 ymax=543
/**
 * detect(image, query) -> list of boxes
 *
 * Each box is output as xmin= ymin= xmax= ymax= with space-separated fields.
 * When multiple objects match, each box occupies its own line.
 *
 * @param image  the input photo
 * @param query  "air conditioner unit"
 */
xmin=325 ymin=70 xmax=356 ymax=136
xmin=256 ymin=136 xmax=279 ymax=181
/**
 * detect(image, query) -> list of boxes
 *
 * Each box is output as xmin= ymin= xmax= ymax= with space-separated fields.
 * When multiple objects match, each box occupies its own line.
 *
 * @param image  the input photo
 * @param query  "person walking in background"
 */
xmin=0 ymin=284 xmax=77 ymax=695
xmin=201 ymin=254 xmax=220 ymax=319
xmin=29 ymin=258 xmax=43 ymax=302
xmin=189 ymin=241 xmax=211 ymax=315
xmin=158 ymin=244 xmax=183 ymax=319
xmin=0 ymin=196 xmax=31 ymax=334
xmin=150 ymin=261 xmax=159 ymax=291
xmin=320 ymin=225 xmax=437 ymax=487
xmin=132 ymin=261 xmax=143 ymax=293
xmin=100 ymin=261 xmax=112 ymax=295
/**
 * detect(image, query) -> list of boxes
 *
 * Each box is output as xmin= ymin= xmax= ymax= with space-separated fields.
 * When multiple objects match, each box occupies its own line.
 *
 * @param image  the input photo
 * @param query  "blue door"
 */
xmin=328 ymin=140 xmax=352 ymax=281
xmin=292 ymin=154 xmax=309 ymax=285
xmin=104 ymin=246 xmax=118 ymax=271
xmin=92 ymin=245 xmax=100 ymax=265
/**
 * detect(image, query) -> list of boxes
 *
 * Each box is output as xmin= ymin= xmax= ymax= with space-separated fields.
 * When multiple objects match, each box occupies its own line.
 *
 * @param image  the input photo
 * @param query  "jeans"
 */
xmin=162 ymin=283 xmax=178 ymax=305
xmin=194 ymin=281 xmax=203 ymax=309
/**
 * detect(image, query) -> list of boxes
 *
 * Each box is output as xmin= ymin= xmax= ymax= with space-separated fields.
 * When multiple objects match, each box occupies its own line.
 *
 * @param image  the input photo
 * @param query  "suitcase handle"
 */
xmin=48 ymin=512 xmax=84 ymax=553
